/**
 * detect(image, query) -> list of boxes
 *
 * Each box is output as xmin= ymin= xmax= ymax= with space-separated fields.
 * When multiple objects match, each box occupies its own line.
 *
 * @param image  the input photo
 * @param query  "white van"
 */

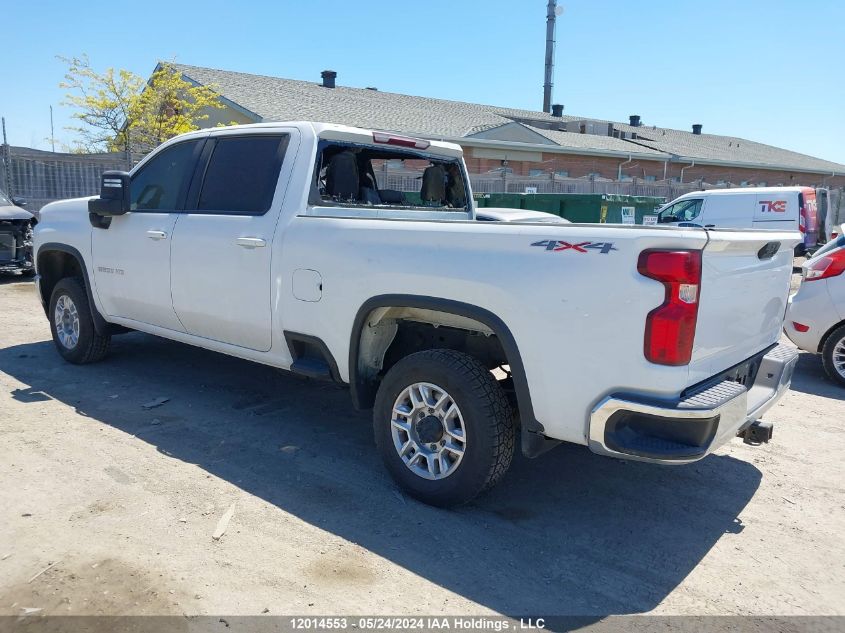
xmin=656 ymin=186 xmax=819 ymax=254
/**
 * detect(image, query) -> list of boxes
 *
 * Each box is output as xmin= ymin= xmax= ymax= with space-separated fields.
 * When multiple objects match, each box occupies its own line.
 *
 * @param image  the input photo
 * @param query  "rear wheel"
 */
xmin=49 ymin=277 xmax=111 ymax=364
xmin=373 ymin=349 xmax=515 ymax=507
xmin=821 ymin=324 xmax=845 ymax=387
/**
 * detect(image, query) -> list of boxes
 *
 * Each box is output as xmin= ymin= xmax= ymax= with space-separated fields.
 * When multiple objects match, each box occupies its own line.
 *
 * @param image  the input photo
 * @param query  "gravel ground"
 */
xmin=0 ymin=274 xmax=843 ymax=617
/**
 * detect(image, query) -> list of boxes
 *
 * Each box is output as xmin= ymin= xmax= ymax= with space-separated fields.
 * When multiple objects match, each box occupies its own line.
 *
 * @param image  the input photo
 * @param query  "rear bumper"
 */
xmin=588 ymin=343 xmax=798 ymax=464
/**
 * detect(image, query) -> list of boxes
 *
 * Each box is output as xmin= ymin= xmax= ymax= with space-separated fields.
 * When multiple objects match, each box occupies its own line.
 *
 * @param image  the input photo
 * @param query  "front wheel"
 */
xmin=822 ymin=324 xmax=845 ymax=387
xmin=49 ymin=277 xmax=111 ymax=364
xmin=373 ymin=349 xmax=516 ymax=507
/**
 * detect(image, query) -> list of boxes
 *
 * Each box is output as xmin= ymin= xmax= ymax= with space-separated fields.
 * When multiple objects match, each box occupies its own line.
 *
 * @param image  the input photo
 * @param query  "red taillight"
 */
xmin=372 ymin=132 xmax=431 ymax=150
xmin=638 ymin=249 xmax=702 ymax=366
xmin=792 ymin=322 xmax=810 ymax=333
xmin=804 ymin=249 xmax=845 ymax=282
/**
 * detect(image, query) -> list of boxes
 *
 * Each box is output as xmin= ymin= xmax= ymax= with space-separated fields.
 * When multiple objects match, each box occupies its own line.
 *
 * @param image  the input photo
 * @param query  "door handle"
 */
xmin=705 ymin=224 xmax=716 ymax=228
xmin=235 ymin=237 xmax=267 ymax=249
xmin=146 ymin=230 xmax=168 ymax=240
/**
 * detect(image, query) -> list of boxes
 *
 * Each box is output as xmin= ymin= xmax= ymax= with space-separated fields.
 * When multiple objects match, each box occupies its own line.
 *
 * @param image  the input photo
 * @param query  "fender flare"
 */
xmin=36 ymin=242 xmax=110 ymax=336
xmin=348 ymin=294 xmax=556 ymax=458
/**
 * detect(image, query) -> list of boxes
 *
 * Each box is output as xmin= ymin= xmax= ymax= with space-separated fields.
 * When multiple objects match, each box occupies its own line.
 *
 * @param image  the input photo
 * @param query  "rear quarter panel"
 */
xmin=279 ymin=218 xmax=709 ymax=445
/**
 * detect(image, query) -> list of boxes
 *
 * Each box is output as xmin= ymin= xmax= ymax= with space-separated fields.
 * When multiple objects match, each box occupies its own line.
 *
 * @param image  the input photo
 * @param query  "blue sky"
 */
xmin=3 ymin=0 xmax=844 ymax=163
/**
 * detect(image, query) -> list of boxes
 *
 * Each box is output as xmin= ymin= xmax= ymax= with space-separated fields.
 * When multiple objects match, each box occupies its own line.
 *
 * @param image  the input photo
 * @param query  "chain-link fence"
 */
xmin=376 ymin=169 xmax=703 ymax=201
xmin=0 ymin=145 xmax=131 ymax=211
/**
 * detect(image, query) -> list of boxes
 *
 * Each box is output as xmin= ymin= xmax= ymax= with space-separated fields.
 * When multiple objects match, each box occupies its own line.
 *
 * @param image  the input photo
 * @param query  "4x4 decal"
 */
xmin=531 ymin=240 xmax=618 ymax=254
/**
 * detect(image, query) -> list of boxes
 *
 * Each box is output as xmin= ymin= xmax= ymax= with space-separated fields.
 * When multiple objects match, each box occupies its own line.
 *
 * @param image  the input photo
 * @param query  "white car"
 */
xmin=475 ymin=207 xmax=569 ymax=223
xmin=785 ymin=235 xmax=845 ymax=386
xmin=34 ymin=121 xmax=800 ymax=506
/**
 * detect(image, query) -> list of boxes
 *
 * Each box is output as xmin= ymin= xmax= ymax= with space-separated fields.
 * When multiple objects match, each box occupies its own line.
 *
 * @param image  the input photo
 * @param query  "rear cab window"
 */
xmin=307 ymin=138 xmax=471 ymax=218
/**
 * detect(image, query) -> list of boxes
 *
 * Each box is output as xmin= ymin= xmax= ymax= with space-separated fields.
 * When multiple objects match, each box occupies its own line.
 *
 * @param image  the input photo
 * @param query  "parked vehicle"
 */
xmin=34 ymin=122 xmax=800 ymax=506
xmin=657 ymin=187 xmax=819 ymax=255
xmin=785 ymin=235 xmax=845 ymax=386
xmin=0 ymin=189 xmax=36 ymax=276
xmin=475 ymin=207 xmax=569 ymax=223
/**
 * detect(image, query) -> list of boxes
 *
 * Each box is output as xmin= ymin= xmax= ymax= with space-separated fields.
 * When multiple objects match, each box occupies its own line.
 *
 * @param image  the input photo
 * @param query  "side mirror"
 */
xmin=11 ymin=196 xmax=27 ymax=207
xmin=88 ymin=171 xmax=130 ymax=216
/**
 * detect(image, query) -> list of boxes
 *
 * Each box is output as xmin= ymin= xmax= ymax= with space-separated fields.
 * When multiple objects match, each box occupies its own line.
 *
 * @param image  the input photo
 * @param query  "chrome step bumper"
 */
xmin=588 ymin=343 xmax=798 ymax=464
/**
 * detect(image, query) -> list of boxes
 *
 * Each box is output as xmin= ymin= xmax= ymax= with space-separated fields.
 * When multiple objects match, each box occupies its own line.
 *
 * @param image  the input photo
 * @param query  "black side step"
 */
xmin=290 ymin=357 xmax=333 ymax=380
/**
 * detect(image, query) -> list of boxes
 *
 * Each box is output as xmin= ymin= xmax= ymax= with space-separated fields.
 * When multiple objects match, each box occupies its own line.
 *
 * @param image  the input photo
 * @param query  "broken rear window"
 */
xmin=310 ymin=141 xmax=470 ymax=212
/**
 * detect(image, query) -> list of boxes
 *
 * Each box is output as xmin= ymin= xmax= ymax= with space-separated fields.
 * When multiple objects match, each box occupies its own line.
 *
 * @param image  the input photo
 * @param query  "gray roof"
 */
xmin=525 ymin=125 xmax=668 ymax=156
xmin=170 ymin=63 xmax=845 ymax=174
xmin=614 ymin=123 xmax=845 ymax=173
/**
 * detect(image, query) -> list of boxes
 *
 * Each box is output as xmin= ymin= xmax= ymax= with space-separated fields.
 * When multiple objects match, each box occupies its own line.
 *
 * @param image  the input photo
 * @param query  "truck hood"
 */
xmin=0 ymin=204 xmax=34 ymax=221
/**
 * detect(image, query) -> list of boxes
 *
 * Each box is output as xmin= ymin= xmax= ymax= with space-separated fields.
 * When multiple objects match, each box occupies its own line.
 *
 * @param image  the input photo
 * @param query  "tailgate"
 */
xmin=688 ymin=229 xmax=799 ymax=383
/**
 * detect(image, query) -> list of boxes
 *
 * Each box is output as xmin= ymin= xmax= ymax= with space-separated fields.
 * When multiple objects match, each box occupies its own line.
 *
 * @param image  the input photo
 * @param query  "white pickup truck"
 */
xmin=34 ymin=122 xmax=800 ymax=506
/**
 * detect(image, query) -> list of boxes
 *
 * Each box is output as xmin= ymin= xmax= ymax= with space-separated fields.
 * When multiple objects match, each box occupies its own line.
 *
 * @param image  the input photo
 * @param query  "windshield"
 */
xmin=658 ymin=198 xmax=703 ymax=224
xmin=0 ymin=189 xmax=11 ymax=206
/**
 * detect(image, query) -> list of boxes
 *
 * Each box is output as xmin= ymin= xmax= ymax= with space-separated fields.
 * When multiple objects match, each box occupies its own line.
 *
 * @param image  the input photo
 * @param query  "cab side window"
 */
xmin=196 ymin=135 xmax=289 ymax=215
xmin=130 ymin=140 xmax=200 ymax=211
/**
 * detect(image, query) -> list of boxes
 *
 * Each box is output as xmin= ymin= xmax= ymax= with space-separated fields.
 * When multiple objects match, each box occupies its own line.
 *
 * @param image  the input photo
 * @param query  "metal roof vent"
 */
xmin=321 ymin=70 xmax=337 ymax=88
xmin=692 ymin=124 xmax=703 ymax=135
xmin=629 ymin=115 xmax=641 ymax=127
xmin=551 ymin=104 xmax=564 ymax=117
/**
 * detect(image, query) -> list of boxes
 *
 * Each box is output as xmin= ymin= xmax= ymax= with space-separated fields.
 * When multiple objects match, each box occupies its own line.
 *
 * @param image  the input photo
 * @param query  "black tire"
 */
xmin=373 ymin=349 xmax=516 ymax=507
xmin=48 ymin=277 xmax=111 ymax=364
xmin=821 ymin=324 xmax=845 ymax=387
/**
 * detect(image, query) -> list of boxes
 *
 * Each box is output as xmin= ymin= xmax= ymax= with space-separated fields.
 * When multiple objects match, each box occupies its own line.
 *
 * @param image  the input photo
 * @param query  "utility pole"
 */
xmin=50 ymin=105 xmax=55 ymax=152
xmin=1 ymin=117 xmax=11 ymax=195
xmin=543 ymin=0 xmax=562 ymax=113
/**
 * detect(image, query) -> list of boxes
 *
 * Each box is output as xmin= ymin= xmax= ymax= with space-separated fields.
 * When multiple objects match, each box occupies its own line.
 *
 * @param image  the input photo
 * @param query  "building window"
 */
xmin=528 ymin=169 xmax=545 ymax=177
xmin=758 ymin=181 xmax=767 ymax=187
xmin=554 ymin=170 xmax=569 ymax=178
xmin=740 ymin=180 xmax=749 ymax=186
xmin=619 ymin=175 xmax=633 ymax=182
xmin=644 ymin=175 xmax=656 ymax=182
xmin=716 ymin=180 xmax=727 ymax=186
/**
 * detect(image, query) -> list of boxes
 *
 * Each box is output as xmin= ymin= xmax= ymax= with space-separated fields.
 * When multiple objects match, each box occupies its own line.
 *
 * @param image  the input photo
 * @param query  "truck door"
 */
xmin=698 ymin=193 xmax=750 ymax=229
xmin=170 ymin=130 xmax=298 ymax=352
xmin=91 ymin=139 xmax=204 ymax=331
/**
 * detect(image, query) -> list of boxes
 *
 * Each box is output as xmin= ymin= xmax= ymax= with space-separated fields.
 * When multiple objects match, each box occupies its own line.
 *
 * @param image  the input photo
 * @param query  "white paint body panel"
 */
xmin=785 ymin=253 xmax=845 ymax=353
xmin=91 ymin=212 xmax=184 ymax=332
xmin=34 ymin=122 xmax=800 ymax=447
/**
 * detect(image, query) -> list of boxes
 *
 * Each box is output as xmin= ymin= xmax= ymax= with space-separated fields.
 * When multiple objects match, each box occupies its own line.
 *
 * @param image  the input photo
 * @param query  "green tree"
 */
xmin=60 ymin=56 xmax=229 ymax=156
